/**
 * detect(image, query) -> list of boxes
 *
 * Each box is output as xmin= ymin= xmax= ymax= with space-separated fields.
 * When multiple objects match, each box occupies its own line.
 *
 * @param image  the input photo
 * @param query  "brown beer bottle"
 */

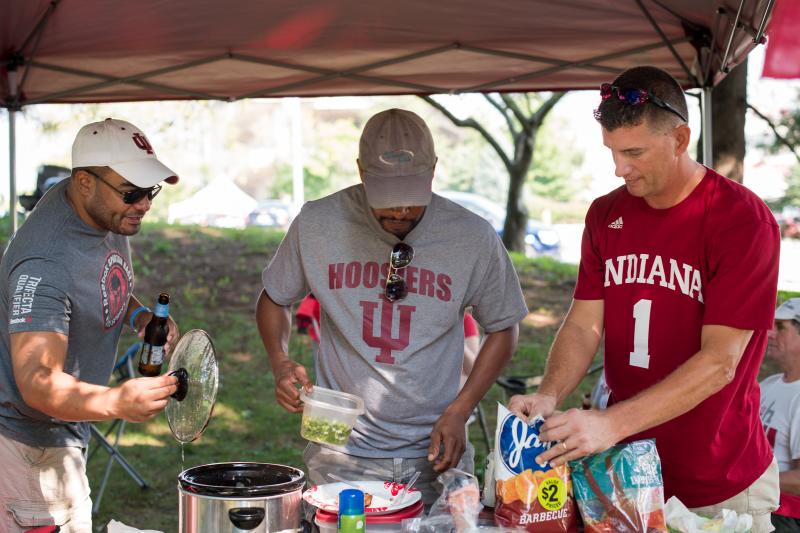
xmin=138 ymin=293 xmax=170 ymax=377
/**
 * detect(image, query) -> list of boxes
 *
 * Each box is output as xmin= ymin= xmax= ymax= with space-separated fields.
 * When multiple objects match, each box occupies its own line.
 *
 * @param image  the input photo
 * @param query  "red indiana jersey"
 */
xmin=575 ymin=168 xmax=780 ymax=507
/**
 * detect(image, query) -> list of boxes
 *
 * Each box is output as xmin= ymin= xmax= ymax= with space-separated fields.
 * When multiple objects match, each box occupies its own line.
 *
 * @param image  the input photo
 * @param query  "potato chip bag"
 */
xmin=493 ymin=403 xmax=579 ymax=532
xmin=569 ymin=439 xmax=667 ymax=533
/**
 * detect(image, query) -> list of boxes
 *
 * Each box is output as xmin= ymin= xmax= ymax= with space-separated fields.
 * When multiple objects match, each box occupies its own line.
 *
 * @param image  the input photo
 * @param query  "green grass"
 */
xmin=779 ymin=290 xmax=800 ymax=303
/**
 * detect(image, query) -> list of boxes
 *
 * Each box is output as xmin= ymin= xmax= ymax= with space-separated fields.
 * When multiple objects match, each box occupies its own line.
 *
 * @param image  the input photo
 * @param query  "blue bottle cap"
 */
xmin=338 ymin=488 xmax=364 ymax=515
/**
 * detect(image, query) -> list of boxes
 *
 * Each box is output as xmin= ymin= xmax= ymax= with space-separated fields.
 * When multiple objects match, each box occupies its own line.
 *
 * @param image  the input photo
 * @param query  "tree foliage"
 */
xmin=752 ymin=89 xmax=800 ymax=209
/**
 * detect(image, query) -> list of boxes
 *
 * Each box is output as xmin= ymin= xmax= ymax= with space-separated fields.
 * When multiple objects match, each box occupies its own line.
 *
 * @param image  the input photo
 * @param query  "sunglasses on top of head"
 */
xmin=384 ymin=242 xmax=414 ymax=302
xmin=84 ymin=169 xmax=162 ymax=204
xmin=598 ymin=83 xmax=688 ymax=123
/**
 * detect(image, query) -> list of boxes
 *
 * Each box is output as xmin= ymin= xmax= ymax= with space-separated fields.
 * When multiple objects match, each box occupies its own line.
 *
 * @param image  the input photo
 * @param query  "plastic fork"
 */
xmin=392 ymin=470 xmax=421 ymax=507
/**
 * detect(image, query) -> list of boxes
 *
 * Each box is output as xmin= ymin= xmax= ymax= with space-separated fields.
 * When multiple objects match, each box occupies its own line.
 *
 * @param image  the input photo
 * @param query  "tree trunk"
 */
xmin=504 ymin=166 xmax=528 ymax=251
xmin=503 ymin=128 xmax=536 ymax=251
xmin=710 ymin=58 xmax=747 ymax=183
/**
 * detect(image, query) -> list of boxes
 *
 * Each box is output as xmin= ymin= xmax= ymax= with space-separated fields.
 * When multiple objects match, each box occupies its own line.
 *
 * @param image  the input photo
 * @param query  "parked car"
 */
xmin=437 ymin=190 xmax=561 ymax=258
xmin=246 ymin=200 xmax=292 ymax=229
xmin=776 ymin=206 xmax=800 ymax=239
xmin=19 ymin=164 xmax=71 ymax=212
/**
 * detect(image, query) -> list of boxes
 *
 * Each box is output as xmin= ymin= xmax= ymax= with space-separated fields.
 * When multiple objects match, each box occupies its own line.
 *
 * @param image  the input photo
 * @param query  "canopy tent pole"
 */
xmin=8 ymin=109 xmax=17 ymax=236
xmin=7 ymin=66 xmax=19 ymax=236
xmin=635 ymin=0 xmax=700 ymax=86
xmin=5 ymin=0 xmax=60 ymax=236
xmin=289 ymin=97 xmax=304 ymax=216
xmin=754 ymin=0 xmax=775 ymax=44
xmin=720 ymin=0 xmax=747 ymax=73
xmin=701 ymin=86 xmax=714 ymax=166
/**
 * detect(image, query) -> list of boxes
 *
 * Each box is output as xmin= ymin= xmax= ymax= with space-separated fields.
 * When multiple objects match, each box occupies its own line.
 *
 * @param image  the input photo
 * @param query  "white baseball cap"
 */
xmin=358 ymin=109 xmax=436 ymax=208
xmin=776 ymin=298 xmax=800 ymax=322
xmin=72 ymin=118 xmax=178 ymax=188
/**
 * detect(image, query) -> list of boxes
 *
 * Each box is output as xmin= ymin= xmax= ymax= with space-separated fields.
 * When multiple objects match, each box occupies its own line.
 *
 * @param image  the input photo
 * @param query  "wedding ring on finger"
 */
xmin=561 ymin=442 xmax=568 ymax=452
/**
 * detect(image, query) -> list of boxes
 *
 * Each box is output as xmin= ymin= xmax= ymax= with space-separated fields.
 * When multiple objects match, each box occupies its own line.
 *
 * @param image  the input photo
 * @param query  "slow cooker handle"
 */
xmin=228 ymin=507 xmax=265 ymax=530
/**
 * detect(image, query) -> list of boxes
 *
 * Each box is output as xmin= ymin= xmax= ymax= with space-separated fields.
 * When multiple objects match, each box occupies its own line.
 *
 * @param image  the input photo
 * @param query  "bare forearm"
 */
xmin=19 ymin=368 xmax=116 ymax=422
xmin=255 ymin=290 xmax=293 ymax=374
xmin=606 ymin=345 xmax=744 ymax=442
xmin=450 ymin=326 xmax=517 ymax=416
xmin=780 ymin=469 xmax=800 ymax=496
xmin=538 ymin=320 xmax=600 ymax=404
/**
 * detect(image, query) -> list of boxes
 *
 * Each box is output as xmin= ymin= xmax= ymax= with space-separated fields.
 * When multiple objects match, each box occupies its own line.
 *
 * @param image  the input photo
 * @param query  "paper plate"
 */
xmin=303 ymin=480 xmax=421 ymax=516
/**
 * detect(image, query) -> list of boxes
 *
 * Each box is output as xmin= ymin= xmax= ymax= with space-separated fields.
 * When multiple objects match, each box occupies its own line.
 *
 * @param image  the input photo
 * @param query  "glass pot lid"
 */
xmin=165 ymin=329 xmax=219 ymax=443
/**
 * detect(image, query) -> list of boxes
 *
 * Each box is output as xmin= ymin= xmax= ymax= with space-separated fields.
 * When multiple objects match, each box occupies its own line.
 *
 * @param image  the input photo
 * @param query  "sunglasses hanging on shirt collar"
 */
xmin=385 ymin=242 xmax=414 ymax=302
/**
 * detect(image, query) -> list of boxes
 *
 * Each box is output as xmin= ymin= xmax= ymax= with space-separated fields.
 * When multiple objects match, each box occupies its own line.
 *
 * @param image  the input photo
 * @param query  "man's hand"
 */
xmin=134 ymin=313 xmax=180 ymax=354
xmin=428 ymin=408 xmax=470 ymax=472
xmin=111 ymin=374 xmax=179 ymax=423
xmin=273 ymin=359 xmax=312 ymax=413
xmin=508 ymin=392 xmax=557 ymax=422
xmin=164 ymin=315 xmax=180 ymax=353
xmin=535 ymin=408 xmax=619 ymax=467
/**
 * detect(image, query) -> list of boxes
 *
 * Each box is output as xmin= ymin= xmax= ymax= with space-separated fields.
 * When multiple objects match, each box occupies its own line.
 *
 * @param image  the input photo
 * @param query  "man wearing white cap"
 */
xmin=761 ymin=298 xmax=800 ymax=531
xmin=0 ymin=118 xmax=181 ymax=532
xmin=257 ymin=108 xmax=528 ymax=504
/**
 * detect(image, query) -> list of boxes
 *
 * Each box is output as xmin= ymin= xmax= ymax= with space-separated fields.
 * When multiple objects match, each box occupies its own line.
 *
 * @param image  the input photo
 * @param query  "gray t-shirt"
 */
xmin=0 ymin=179 xmax=133 ymax=448
xmin=263 ymin=185 xmax=527 ymax=458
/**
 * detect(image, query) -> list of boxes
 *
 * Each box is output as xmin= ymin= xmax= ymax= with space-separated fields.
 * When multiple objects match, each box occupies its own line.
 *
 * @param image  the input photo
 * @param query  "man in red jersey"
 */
xmin=509 ymin=66 xmax=780 ymax=531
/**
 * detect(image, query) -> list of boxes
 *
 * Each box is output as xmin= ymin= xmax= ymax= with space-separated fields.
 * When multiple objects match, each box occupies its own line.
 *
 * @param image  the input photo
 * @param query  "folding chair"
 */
xmin=495 ymin=362 xmax=605 ymax=405
xmin=470 ymin=403 xmax=493 ymax=453
xmin=88 ymin=342 xmax=149 ymax=515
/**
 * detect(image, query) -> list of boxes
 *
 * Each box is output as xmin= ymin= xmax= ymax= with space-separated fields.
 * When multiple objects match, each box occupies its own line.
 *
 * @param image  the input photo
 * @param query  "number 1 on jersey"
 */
xmin=629 ymin=299 xmax=651 ymax=369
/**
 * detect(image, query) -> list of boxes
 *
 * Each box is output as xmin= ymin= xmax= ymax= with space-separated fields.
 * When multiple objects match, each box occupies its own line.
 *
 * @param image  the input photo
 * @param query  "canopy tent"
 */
xmin=762 ymin=0 xmax=800 ymax=79
xmin=167 ymin=178 xmax=258 ymax=228
xmin=1 ymin=0 xmax=777 ymax=233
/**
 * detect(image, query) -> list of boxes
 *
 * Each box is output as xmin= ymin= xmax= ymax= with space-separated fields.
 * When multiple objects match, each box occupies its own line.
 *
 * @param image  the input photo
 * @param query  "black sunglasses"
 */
xmin=84 ymin=169 xmax=162 ymax=204
xmin=597 ymin=83 xmax=688 ymax=123
xmin=385 ymin=242 xmax=414 ymax=302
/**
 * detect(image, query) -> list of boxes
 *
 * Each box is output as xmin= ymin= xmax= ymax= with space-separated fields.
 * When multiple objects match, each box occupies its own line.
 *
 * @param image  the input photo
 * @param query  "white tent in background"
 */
xmin=168 ymin=178 xmax=257 ymax=228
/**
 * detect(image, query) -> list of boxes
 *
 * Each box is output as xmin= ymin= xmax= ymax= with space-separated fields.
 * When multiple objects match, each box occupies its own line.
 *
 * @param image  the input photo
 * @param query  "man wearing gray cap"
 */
xmin=761 ymin=298 xmax=800 ymax=531
xmin=257 ymin=108 xmax=528 ymax=504
xmin=0 ymin=118 xmax=181 ymax=532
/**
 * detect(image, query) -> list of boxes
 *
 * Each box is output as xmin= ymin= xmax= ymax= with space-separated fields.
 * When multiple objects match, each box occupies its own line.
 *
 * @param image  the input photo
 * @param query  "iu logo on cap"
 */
xmin=132 ymin=133 xmax=154 ymax=154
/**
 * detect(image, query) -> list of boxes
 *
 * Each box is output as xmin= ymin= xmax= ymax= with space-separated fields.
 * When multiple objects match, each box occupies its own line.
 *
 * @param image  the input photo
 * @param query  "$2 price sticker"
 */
xmin=538 ymin=477 xmax=567 ymax=511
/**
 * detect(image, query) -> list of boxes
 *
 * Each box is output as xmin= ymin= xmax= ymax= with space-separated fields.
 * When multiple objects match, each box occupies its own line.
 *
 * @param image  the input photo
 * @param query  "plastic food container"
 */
xmin=299 ymin=387 xmax=365 ymax=446
xmin=315 ymin=500 xmax=424 ymax=532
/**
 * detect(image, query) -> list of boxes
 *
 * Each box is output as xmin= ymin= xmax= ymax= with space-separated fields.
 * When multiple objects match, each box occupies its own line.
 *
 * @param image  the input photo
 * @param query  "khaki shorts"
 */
xmin=690 ymin=458 xmax=780 ymax=533
xmin=0 ymin=432 xmax=92 ymax=533
xmin=303 ymin=441 xmax=475 ymax=508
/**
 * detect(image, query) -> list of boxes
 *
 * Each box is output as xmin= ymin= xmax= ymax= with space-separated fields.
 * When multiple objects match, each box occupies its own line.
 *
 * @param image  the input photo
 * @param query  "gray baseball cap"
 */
xmin=775 ymin=298 xmax=800 ymax=322
xmin=358 ymin=108 xmax=436 ymax=209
